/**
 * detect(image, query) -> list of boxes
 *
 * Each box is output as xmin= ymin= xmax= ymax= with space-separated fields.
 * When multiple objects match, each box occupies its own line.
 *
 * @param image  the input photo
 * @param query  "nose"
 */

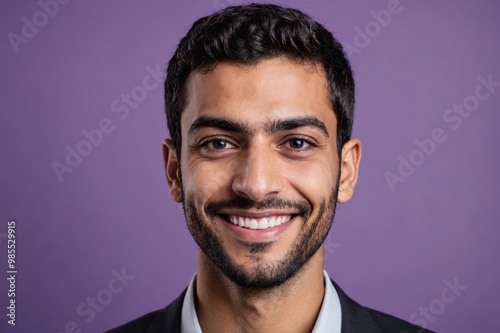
xmin=232 ymin=145 xmax=283 ymax=202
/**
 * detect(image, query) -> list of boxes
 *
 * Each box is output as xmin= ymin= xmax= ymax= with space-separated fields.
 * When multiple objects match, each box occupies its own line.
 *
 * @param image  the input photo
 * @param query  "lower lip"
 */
xmin=218 ymin=215 xmax=298 ymax=242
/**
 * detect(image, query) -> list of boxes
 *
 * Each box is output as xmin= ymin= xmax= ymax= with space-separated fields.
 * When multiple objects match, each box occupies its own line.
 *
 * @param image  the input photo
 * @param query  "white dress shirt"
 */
xmin=181 ymin=270 xmax=341 ymax=333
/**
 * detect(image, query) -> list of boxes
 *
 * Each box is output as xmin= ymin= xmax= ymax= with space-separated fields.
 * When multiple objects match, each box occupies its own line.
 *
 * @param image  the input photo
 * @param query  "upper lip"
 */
xmin=217 ymin=210 xmax=299 ymax=219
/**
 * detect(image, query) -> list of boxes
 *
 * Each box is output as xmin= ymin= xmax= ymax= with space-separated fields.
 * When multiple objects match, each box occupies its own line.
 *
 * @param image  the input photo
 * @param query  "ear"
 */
xmin=337 ymin=138 xmax=362 ymax=203
xmin=162 ymin=139 xmax=182 ymax=202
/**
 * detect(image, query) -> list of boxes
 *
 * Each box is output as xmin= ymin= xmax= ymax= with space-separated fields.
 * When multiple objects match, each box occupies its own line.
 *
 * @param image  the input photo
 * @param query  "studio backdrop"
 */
xmin=1 ymin=0 xmax=499 ymax=332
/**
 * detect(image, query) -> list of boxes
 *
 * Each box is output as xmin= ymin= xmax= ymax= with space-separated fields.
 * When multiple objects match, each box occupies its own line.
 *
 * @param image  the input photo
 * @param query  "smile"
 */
xmin=223 ymin=214 xmax=294 ymax=230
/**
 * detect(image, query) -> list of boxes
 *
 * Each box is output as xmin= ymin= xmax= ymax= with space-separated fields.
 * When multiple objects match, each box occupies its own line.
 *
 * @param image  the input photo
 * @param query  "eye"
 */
xmin=289 ymin=138 xmax=307 ymax=149
xmin=281 ymin=137 xmax=315 ymax=151
xmin=201 ymin=138 xmax=236 ymax=151
xmin=210 ymin=139 xmax=229 ymax=149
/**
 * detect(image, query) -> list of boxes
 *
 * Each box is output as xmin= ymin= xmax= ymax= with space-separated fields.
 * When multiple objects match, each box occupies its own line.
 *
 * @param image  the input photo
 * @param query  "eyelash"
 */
xmin=279 ymin=136 xmax=317 ymax=151
xmin=196 ymin=136 xmax=317 ymax=153
xmin=197 ymin=137 xmax=237 ymax=152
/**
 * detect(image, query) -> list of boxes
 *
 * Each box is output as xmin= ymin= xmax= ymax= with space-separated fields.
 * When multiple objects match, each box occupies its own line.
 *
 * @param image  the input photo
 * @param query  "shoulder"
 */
xmin=330 ymin=279 xmax=435 ymax=333
xmin=364 ymin=306 xmax=435 ymax=333
xmin=105 ymin=290 xmax=186 ymax=333
xmin=105 ymin=310 xmax=161 ymax=333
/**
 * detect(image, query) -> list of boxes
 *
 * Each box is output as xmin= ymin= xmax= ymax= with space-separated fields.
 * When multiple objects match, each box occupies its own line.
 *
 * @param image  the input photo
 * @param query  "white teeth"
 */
xmin=258 ymin=219 xmax=269 ymax=229
xmin=225 ymin=215 xmax=293 ymax=230
xmin=275 ymin=217 xmax=282 ymax=226
xmin=249 ymin=219 xmax=258 ymax=230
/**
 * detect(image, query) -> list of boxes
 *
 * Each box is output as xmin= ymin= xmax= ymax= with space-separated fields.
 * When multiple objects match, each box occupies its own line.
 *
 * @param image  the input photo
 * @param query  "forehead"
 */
xmin=182 ymin=57 xmax=335 ymax=133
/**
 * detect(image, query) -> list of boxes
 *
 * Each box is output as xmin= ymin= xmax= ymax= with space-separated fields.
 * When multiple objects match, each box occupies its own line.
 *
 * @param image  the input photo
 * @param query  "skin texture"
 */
xmin=163 ymin=57 xmax=361 ymax=333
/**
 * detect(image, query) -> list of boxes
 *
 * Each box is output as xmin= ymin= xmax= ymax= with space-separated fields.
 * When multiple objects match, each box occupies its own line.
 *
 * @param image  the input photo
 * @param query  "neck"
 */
xmin=195 ymin=250 xmax=325 ymax=333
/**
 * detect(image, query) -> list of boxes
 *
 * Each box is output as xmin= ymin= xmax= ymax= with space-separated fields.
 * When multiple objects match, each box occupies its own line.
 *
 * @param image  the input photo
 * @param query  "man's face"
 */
xmin=164 ymin=57 xmax=360 ymax=289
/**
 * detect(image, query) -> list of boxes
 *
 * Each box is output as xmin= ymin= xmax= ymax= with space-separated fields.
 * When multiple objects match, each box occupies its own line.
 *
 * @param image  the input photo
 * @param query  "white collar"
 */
xmin=181 ymin=274 xmax=203 ymax=332
xmin=181 ymin=270 xmax=341 ymax=333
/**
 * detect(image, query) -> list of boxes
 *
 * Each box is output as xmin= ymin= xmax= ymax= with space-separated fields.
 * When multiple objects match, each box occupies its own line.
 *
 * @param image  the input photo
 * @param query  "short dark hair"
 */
xmin=165 ymin=3 xmax=355 ymax=156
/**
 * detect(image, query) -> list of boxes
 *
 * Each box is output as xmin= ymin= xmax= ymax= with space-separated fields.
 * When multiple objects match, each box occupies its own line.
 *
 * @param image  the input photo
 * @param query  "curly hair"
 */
xmin=165 ymin=3 xmax=355 ymax=156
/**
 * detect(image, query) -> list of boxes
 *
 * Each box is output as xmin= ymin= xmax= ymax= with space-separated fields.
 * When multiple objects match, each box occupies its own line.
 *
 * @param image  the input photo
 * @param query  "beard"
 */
xmin=181 ymin=183 xmax=339 ymax=290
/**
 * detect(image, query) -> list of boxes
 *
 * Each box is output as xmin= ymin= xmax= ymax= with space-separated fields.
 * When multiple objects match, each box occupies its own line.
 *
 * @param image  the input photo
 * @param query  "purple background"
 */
xmin=1 ymin=0 xmax=499 ymax=332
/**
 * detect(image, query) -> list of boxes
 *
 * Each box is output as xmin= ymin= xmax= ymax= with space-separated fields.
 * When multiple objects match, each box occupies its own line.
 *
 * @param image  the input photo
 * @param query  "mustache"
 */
xmin=205 ymin=196 xmax=312 ymax=219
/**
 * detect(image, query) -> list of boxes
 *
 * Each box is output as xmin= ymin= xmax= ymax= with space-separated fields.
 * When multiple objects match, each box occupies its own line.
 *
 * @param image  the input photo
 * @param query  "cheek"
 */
xmin=182 ymin=158 xmax=235 ymax=202
xmin=284 ymin=158 xmax=338 ymax=198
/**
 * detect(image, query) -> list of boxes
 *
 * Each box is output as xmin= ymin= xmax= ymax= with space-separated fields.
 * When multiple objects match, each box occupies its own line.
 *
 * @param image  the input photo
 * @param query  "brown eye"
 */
xmin=201 ymin=138 xmax=236 ymax=151
xmin=289 ymin=138 xmax=305 ymax=149
xmin=280 ymin=137 xmax=316 ymax=152
xmin=211 ymin=139 xmax=228 ymax=149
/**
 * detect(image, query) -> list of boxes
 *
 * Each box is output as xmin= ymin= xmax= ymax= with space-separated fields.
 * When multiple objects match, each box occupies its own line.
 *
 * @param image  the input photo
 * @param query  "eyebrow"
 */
xmin=188 ymin=115 xmax=330 ymax=138
xmin=188 ymin=116 xmax=251 ymax=135
xmin=267 ymin=117 xmax=330 ymax=138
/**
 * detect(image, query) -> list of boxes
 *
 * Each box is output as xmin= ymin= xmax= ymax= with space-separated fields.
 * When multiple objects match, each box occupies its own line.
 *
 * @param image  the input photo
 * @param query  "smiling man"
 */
xmin=108 ymin=3 xmax=433 ymax=333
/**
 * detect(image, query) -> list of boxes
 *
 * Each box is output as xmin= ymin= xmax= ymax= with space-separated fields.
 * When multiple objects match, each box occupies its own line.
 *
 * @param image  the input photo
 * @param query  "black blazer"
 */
xmin=107 ymin=280 xmax=435 ymax=333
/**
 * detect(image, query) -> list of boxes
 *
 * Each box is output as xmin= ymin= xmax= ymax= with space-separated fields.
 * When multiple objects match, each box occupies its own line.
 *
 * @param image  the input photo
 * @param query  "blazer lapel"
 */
xmin=145 ymin=289 xmax=186 ymax=333
xmin=331 ymin=280 xmax=382 ymax=333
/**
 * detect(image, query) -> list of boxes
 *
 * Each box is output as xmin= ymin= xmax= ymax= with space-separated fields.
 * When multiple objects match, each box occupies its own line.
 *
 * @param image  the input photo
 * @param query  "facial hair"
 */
xmin=181 ymin=182 xmax=339 ymax=290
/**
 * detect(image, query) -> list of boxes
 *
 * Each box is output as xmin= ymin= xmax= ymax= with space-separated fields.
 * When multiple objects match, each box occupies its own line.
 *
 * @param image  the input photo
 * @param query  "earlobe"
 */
xmin=162 ymin=139 xmax=182 ymax=202
xmin=337 ymin=138 xmax=362 ymax=203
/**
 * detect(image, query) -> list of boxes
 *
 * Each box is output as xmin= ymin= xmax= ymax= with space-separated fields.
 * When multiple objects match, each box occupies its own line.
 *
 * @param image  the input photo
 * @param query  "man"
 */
xmin=108 ymin=3 xmax=433 ymax=333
